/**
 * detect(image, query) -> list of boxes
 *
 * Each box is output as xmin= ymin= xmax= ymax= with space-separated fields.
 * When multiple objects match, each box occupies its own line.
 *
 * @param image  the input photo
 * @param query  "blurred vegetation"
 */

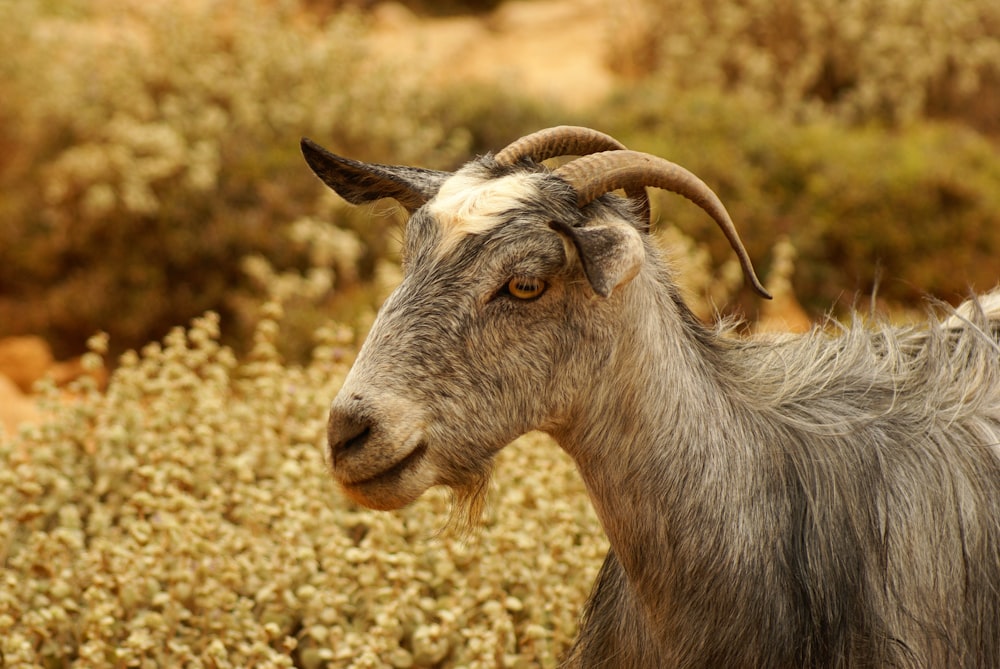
xmin=606 ymin=90 xmax=1000 ymax=313
xmin=0 ymin=0 xmax=557 ymax=359
xmin=602 ymin=0 xmax=1000 ymax=312
xmin=609 ymin=0 xmax=1000 ymax=134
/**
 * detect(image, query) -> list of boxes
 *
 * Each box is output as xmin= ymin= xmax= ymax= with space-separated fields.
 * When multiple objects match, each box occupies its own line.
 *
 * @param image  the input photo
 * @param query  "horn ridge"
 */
xmin=555 ymin=150 xmax=772 ymax=299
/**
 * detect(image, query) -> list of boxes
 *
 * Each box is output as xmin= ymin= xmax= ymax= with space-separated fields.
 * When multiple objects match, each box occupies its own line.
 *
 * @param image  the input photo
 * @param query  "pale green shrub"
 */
xmin=0 ymin=310 xmax=606 ymax=667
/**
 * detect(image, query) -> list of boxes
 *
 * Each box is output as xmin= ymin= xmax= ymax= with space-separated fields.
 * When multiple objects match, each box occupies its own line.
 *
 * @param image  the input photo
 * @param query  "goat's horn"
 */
xmin=495 ymin=126 xmax=651 ymax=226
xmin=555 ymin=150 xmax=772 ymax=299
xmin=494 ymin=125 xmax=628 ymax=166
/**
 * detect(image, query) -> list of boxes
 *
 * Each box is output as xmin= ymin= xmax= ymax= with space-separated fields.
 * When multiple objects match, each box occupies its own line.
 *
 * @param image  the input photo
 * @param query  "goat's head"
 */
xmin=301 ymin=126 xmax=769 ymax=516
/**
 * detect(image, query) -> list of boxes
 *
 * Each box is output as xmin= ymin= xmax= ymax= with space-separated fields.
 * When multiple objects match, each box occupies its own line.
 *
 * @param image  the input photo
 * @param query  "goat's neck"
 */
xmin=551 ymin=279 xmax=746 ymax=619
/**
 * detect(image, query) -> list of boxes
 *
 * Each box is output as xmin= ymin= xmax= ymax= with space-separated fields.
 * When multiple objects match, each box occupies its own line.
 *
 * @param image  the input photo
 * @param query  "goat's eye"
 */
xmin=507 ymin=276 xmax=546 ymax=300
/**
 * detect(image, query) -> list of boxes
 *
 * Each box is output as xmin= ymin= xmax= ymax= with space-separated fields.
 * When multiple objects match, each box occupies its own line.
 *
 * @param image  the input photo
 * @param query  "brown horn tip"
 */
xmin=555 ymin=150 xmax=772 ymax=300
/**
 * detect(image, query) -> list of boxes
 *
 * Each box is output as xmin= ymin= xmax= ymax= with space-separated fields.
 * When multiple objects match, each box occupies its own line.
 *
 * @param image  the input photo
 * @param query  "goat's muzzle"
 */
xmin=325 ymin=395 xmax=436 ymax=511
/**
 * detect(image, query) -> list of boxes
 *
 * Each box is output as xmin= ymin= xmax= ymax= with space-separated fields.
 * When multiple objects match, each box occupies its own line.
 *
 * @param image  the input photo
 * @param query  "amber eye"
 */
xmin=507 ymin=276 xmax=546 ymax=300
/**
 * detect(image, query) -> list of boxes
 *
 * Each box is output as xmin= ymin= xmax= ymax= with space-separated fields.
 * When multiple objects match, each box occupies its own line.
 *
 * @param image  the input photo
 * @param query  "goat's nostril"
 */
xmin=328 ymin=410 xmax=373 ymax=463
xmin=341 ymin=425 xmax=371 ymax=453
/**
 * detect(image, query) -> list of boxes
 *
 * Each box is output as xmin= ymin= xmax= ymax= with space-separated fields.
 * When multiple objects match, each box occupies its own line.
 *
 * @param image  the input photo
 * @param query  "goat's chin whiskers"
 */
xmin=443 ymin=470 xmax=493 ymax=538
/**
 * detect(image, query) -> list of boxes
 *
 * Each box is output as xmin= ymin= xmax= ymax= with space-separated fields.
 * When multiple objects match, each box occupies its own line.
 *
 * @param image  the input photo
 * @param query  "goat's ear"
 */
xmin=550 ymin=219 xmax=645 ymax=298
xmin=301 ymin=138 xmax=450 ymax=212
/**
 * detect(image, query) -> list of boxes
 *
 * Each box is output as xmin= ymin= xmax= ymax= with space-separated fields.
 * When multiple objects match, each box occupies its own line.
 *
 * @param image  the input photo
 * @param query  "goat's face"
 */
xmin=301 ymin=127 xmax=767 ymax=511
xmin=320 ymin=163 xmax=642 ymax=510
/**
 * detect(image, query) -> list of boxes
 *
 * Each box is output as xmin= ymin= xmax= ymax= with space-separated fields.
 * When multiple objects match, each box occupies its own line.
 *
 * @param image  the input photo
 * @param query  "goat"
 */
xmin=301 ymin=126 xmax=1000 ymax=668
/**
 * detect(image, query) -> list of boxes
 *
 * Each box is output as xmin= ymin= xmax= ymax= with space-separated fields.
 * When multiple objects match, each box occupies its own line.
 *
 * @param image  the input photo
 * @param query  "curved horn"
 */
xmin=494 ymin=125 xmax=628 ymax=166
xmin=555 ymin=150 xmax=772 ymax=299
xmin=495 ymin=126 xmax=650 ymax=226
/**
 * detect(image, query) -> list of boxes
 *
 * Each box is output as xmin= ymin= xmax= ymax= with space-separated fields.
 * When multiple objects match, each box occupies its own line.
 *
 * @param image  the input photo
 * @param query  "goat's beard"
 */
xmin=445 ymin=467 xmax=493 ymax=537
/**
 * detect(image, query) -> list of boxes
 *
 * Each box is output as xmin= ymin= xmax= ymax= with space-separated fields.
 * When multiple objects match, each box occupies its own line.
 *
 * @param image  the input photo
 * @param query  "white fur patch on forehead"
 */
xmin=426 ymin=171 xmax=544 ymax=251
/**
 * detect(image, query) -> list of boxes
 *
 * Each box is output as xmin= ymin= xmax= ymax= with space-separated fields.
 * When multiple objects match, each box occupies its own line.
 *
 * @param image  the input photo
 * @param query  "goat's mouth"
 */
xmin=342 ymin=441 xmax=429 ymax=490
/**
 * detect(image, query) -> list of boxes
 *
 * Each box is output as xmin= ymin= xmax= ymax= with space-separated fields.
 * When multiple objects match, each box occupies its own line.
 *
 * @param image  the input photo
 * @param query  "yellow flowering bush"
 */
xmin=0 ymin=309 xmax=606 ymax=667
